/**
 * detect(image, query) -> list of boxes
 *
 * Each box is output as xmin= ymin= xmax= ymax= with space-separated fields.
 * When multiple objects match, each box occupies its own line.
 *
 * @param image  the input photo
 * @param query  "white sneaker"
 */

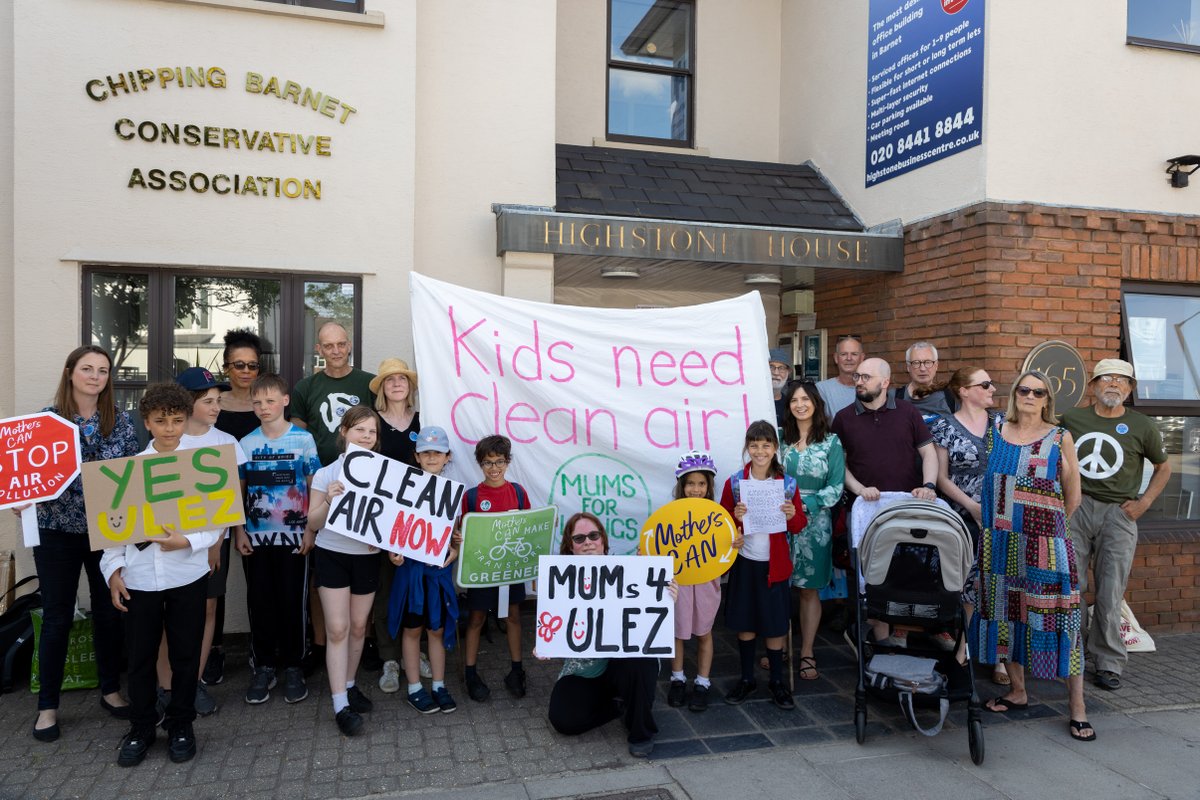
xmin=379 ymin=660 xmax=401 ymax=694
xmin=419 ymin=652 xmax=432 ymax=679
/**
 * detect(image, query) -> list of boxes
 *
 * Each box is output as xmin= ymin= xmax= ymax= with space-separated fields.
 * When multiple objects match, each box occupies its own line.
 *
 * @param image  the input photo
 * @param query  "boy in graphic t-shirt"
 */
xmin=460 ymin=435 xmax=533 ymax=703
xmin=237 ymin=374 xmax=321 ymax=707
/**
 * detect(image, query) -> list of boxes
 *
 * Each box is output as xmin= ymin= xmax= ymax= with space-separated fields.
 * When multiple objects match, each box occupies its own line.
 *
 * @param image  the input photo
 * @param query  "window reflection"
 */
xmin=1124 ymin=291 xmax=1200 ymax=401
xmin=1145 ymin=416 xmax=1200 ymax=522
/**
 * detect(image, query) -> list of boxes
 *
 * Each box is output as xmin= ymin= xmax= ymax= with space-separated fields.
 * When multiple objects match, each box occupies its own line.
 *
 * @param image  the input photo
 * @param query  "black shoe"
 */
xmin=360 ymin=638 xmax=383 ymax=672
xmin=100 ymin=696 xmax=132 ymax=720
xmin=347 ymin=685 xmax=373 ymax=713
xmin=167 ymin=722 xmax=196 ymax=763
xmin=667 ymin=679 xmax=687 ymax=707
xmin=768 ymin=680 xmax=795 ymax=710
xmin=465 ymin=671 xmax=491 ymax=702
xmin=688 ymin=684 xmax=710 ymax=712
xmin=283 ymin=667 xmax=308 ymax=704
xmin=32 ymin=718 xmax=60 ymax=743
xmin=628 ymin=738 xmax=655 ymax=758
xmin=335 ymin=707 xmax=363 ymax=736
xmin=503 ymin=668 xmax=527 ymax=699
xmin=201 ymin=648 xmax=225 ymax=686
xmin=117 ymin=728 xmax=155 ymax=767
xmin=1094 ymin=670 xmax=1121 ymax=691
xmin=724 ymin=679 xmax=757 ymax=705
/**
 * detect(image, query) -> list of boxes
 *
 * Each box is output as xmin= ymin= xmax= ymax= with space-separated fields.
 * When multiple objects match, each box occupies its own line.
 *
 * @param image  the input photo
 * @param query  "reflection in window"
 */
xmin=90 ymin=273 xmax=149 ymax=386
xmin=1124 ymin=290 xmax=1200 ymax=402
xmin=1144 ymin=416 xmax=1200 ymax=522
xmin=608 ymin=0 xmax=693 ymax=145
xmin=1128 ymin=0 xmax=1200 ymax=50
xmin=173 ymin=276 xmax=281 ymax=379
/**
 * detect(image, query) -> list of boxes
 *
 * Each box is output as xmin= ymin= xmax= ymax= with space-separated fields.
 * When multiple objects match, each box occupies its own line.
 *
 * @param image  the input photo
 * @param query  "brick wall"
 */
xmin=801 ymin=200 xmax=1200 ymax=632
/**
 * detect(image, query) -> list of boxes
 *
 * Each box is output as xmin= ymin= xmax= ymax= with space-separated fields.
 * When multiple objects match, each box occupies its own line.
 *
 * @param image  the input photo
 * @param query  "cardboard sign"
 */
xmin=457 ymin=505 xmax=557 ymax=587
xmin=639 ymin=498 xmax=738 ymax=585
xmin=325 ymin=444 xmax=466 ymax=566
xmin=82 ymin=444 xmax=245 ymax=549
xmin=535 ymin=555 xmax=674 ymax=659
xmin=0 ymin=412 xmax=81 ymax=509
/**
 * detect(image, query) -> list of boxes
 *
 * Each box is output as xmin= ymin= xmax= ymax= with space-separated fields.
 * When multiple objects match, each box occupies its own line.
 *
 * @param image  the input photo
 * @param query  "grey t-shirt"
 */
xmin=816 ymin=378 xmax=857 ymax=422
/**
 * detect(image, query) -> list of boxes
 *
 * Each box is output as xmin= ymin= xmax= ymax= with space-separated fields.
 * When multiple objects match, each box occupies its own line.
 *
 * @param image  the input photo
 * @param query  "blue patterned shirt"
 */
xmin=35 ymin=407 xmax=140 ymax=536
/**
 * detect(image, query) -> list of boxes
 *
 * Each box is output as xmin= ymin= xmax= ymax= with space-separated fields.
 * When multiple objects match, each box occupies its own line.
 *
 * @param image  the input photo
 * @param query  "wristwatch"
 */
xmin=922 ymin=482 xmax=936 ymax=491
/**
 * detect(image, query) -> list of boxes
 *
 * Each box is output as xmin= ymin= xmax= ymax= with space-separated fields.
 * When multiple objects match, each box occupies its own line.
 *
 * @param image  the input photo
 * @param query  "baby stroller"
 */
xmin=849 ymin=499 xmax=984 ymax=765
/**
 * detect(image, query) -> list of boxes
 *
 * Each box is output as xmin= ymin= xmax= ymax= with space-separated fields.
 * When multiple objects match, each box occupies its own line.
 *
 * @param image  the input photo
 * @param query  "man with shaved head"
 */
xmin=290 ymin=321 xmax=376 ymax=466
xmin=831 ymin=358 xmax=938 ymax=502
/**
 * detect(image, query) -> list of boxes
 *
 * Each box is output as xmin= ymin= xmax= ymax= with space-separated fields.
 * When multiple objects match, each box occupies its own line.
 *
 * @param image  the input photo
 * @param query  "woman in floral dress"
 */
xmin=778 ymin=381 xmax=844 ymax=680
xmin=971 ymin=371 xmax=1094 ymax=742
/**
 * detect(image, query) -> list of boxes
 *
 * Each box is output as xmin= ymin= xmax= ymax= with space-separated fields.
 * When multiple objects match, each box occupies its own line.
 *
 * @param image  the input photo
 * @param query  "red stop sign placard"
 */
xmin=0 ymin=412 xmax=82 ymax=508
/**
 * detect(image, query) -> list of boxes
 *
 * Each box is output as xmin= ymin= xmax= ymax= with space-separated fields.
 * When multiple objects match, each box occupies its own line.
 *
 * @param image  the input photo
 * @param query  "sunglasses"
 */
xmin=571 ymin=531 xmax=602 ymax=545
xmin=1015 ymin=385 xmax=1048 ymax=399
xmin=226 ymin=361 xmax=261 ymax=372
xmin=967 ymin=380 xmax=995 ymax=390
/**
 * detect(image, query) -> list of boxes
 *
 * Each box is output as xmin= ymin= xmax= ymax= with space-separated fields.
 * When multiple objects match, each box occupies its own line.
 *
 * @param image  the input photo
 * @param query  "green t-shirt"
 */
xmin=289 ymin=368 xmax=376 ymax=465
xmin=1060 ymin=405 xmax=1167 ymax=504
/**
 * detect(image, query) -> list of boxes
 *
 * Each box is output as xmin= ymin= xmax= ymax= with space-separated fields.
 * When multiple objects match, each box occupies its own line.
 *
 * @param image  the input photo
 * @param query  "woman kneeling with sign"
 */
xmin=545 ymin=512 xmax=671 ymax=759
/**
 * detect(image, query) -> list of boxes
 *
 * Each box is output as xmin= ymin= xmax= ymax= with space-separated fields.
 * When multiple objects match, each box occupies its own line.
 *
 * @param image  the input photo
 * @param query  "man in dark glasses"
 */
xmin=894 ymin=341 xmax=956 ymax=422
xmin=816 ymin=334 xmax=865 ymax=422
xmin=1060 ymin=359 xmax=1170 ymax=693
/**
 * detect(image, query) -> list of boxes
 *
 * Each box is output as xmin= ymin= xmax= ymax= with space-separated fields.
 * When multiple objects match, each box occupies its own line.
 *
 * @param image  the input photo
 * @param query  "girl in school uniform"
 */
xmin=665 ymin=450 xmax=722 ymax=713
xmin=719 ymin=420 xmax=806 ymax=710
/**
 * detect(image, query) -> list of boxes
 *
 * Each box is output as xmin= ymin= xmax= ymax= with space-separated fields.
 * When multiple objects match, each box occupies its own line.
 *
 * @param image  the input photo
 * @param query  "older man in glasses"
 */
xmin=768 ymin=348 xmax=793 ymax=427
xmin=894 ymin=341 xmax=956 ymax=420
xmin=816 ymin=335 xmax=865 ymax=422
xmin=1060 ymin=359 xmax=1170 ymax=692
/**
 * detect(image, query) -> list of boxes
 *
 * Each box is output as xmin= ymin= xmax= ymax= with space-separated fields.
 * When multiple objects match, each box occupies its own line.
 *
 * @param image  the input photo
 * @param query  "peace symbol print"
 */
xmin=1075 ymin=432 xmax=1124 ymax=481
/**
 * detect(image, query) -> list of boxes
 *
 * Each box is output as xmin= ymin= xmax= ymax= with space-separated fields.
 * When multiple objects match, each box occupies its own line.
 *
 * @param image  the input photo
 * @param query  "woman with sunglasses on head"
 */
xmin=18 ymin=346 xmax=139 ymax=741
xmin=930 ymin=367 xmax=1007 ymax=678
xmin=545 ymin=512 xmax=673 ymax=758
xmin=971 ymin=371 xmax=1094 ymax=742
xmin=215 ymin=329 xmax=268 ymax=442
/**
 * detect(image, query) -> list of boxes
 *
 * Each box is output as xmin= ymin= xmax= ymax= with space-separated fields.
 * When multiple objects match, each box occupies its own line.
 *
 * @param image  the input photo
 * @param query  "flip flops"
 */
xmin=797 ymin=656 xmax=820 ymax=681
xmin=984 ymin=696 xmax=1028 ymax=713
xmin=991 ymin=664 xmax=1011 ymax=686
xmin=1069 ymin=719 xmax=1097 ymax=742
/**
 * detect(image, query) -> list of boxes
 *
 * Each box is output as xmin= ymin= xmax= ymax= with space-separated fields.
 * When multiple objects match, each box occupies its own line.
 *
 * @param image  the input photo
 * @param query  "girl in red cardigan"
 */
xmin=720 ymin=420 xmax=806 ymax=710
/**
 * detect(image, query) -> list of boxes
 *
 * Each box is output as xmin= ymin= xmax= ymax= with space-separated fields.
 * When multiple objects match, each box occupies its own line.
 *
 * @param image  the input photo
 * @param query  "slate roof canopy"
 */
xmin=556 ymin=144 xmax=863 ymax=232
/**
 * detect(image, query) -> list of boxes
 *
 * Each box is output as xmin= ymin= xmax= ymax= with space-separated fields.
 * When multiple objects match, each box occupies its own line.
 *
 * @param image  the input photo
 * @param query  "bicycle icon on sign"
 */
xmin=489 ymin=536 xmax=534 ymax=562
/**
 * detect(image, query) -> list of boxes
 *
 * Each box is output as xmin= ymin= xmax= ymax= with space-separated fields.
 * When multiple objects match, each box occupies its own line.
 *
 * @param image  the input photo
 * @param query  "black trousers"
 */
xmin=548 ymin=658 xmax=660 ymax=744
xmin=32 ymin=529 xmax=124 ymax=710
xmin=125 ymin=575 xmax=207 ymax=732
xmin=242 ymin=547 xmax=309 ymax=669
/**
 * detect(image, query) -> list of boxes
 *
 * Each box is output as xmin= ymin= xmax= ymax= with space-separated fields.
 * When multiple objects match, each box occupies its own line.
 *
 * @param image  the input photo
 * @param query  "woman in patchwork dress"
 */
xmin=971 ymin=371 xmax=1094 ymax=742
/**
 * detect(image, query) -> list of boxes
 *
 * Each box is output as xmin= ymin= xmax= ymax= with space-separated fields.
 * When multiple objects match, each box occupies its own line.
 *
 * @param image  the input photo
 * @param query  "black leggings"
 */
xmin=548 ymin=658 xmax=660 ymax=744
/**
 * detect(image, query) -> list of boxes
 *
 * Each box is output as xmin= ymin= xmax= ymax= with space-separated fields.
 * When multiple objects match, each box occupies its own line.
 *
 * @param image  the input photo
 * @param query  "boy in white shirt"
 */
xmin=101 ymin=383 xmax=222 ymax=767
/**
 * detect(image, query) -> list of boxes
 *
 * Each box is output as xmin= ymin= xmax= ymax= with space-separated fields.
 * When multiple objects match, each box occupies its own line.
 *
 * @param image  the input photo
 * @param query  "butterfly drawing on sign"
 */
xmin=537 ymin=611 xmax=563 ymax=643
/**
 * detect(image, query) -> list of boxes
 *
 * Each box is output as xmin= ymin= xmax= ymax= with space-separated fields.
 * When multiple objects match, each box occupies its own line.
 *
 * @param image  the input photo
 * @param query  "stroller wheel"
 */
xmin=968 ymin=718 xmax=985 ymax=765
xmin=854 ymin=707 xmax=867 ymax=744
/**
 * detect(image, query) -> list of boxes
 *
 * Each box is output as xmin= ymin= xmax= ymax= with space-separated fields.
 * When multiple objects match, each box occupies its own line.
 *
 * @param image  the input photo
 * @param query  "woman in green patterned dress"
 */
xmin=778 ymin=381 xmax=845 ymax=680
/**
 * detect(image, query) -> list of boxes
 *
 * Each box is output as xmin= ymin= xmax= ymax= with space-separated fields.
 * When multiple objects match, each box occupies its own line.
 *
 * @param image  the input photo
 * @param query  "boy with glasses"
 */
xmin=1061 ymin=359 xmax=1170 ymax=691
xmin=459 ymin=435 xmax=534 ymax=702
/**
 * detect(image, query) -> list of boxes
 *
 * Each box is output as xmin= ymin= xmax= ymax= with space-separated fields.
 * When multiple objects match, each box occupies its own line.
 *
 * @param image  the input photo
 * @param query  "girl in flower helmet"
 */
xmin=665 ymin=450 xmax=722 ymax=713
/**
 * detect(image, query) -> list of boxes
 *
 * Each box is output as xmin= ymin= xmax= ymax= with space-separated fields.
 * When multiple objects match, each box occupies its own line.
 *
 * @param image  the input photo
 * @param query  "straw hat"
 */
xmin=369 ymin=358 xmax=419 ymax=395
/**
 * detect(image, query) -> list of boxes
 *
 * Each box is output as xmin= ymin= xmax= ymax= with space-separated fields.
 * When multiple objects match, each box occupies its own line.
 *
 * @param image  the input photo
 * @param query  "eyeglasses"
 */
xmin=907 ymin=360 xmax=936 ymax=369
xmin=225 ymin=361 xmax=261 ymax=372
xmin=480 ymin=459 xmax=509 ymax=469
xmin=837 ymin=334 xmax=862 ymax=342
xmin=571 ymin=531 xmax=602 ymax=545
xmin=1015 ymin=385 xmax=1048 ymax=399
xmin=851 ymin=373 xmax=874 ymax=383
xmin=769 ymin=364 xmax=791 ymax=374
xmin=1098 ymin=374 xmax=1131 ymax=385
xmin=967 ymin=381 xmax=995 ymax=390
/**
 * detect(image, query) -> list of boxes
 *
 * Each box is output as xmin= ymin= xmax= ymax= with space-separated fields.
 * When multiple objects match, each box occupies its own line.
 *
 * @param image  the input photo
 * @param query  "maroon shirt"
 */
xmin=831 ymin=393 xmax=932 ymax=493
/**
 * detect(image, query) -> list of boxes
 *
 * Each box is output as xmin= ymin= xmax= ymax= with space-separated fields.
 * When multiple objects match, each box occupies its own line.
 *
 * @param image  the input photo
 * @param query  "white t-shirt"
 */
xmin=312 ymin=457 xmax=378 ymax=556
xmin=180 ymin=427 xmax=247 ymax=540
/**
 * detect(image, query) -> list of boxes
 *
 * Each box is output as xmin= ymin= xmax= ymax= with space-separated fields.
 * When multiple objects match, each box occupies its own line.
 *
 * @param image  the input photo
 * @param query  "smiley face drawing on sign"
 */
xmin=1075 ymin=431 xmax=1124 ymax=481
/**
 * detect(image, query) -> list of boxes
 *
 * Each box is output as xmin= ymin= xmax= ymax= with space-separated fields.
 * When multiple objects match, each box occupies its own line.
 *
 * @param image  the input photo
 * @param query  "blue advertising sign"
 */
xmin=866 ymin=0 xmax=985 ymax=187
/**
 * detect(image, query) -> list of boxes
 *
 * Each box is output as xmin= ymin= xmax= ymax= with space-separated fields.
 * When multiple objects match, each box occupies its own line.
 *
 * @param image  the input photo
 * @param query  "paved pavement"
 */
xmin=1 ymin=612 xmax=1197 ymax=800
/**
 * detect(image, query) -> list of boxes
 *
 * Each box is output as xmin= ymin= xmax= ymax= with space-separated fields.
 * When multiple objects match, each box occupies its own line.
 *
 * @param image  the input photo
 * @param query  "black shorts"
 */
xmin=724 ymin=557 xmax=791 ymax=637
xmin=465 ymin=583 xmax=526 ymax=612
xmin=206 ymin=537 xmax=232 ymax=599
xmin=315 ymin=548 xmax=380 ymax=595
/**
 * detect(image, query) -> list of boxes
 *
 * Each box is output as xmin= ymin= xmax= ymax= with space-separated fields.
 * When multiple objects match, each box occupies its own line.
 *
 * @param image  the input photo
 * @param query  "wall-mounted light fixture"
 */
xmin=743 ymin=273 xmax=782 ymax=286
xmin=1166 ymin=155 xmax=1200 ymax=188
xmin=600 ymin=266 xmax=641 ymax=279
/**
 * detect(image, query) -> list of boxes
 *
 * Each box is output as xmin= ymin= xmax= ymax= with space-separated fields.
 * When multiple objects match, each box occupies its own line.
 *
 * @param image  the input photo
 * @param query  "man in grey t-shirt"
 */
xmin=816 ymin=334 xmax=863 ymax=422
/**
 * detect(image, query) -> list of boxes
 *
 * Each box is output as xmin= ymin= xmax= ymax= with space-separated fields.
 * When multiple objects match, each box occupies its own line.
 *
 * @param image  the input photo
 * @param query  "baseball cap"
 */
xmin=412 ymin=426 xmax=451 ymax=454
xmin=1091 ymin=358 xmax=1135 ymax=382
xmin=176 ymin=367 xmax=230 ymax=392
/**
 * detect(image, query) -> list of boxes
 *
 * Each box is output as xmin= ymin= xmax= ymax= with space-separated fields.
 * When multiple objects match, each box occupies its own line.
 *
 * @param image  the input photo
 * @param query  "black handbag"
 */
xmin=0 ymin=575 xmax=41 ymax=694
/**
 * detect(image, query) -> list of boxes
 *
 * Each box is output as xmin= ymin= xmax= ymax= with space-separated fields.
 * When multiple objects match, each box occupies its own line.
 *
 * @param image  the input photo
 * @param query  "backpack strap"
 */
xmin=464 ymin=486 xmax=479 ymax=514
xmin=512 ymin=483 xmax=529 ymax=510
xmin=730 ymin=471 xmax=741 ymax=505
